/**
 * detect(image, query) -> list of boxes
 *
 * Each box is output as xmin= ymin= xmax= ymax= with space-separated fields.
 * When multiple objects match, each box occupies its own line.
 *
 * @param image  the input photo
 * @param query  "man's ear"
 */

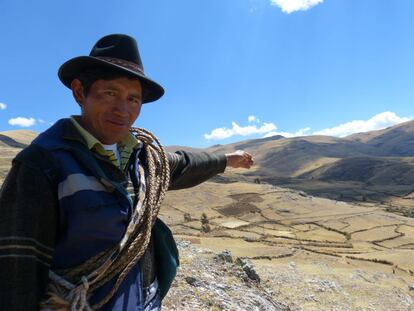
xmin=70 ymin=79 xmax=85 ymax=106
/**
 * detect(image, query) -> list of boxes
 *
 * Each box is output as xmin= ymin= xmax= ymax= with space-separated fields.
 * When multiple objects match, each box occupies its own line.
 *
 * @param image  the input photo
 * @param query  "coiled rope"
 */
xmin=39 ymin=127 xmax=170 ymax=311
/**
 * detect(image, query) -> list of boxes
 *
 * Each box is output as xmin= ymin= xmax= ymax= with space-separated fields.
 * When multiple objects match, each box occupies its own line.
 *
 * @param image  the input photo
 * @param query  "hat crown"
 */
xmin=58 ymin=34 xmax=164 ymax=103
xmin=90 ymin=34 xmax=143 ymax=69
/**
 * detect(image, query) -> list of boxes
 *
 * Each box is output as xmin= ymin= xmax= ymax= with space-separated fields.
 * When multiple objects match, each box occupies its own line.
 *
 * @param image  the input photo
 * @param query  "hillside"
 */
xmin=2 ymin=121 xmax=414 ymax=202
xmin=195 ymin=120 xmax=414 ymax=203
xmin=0 ymin=130 xmax=38 ymax=146
xmin=0 ymin=130 xmax=37 ymax=183
xmin=347 ymin=120 xmax=414 ymax=156
xmin=300 ymin=157 xmax=414 ymax=185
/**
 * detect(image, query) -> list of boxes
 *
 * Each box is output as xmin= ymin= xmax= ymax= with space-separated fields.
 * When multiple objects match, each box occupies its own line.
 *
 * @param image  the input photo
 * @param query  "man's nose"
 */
xmin=113 ymin=98 xmax=129 ymax=116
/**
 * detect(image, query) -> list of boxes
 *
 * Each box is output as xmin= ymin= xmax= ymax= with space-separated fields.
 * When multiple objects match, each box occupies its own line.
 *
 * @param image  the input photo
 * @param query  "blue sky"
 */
xmin=0 ymin=0 xmax=413 ymax=147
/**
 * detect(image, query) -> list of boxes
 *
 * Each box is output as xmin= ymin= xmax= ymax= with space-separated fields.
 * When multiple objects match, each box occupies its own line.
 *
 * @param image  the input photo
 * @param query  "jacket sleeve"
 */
xmin=167 ymin=151 xmax=227 ymax=190
xmin=0 ymin=146 xmax=58 ymax=311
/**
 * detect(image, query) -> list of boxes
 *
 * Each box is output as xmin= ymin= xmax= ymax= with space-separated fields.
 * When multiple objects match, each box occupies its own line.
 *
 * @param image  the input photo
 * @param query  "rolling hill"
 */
xmin=2 ymin=120 xmax=414 ymax=202
xmin=0 ymin=130 xmax=38 ymax=183
xmin=169 ymin=120 xmax=414 ymax=202
xmin=0 ymin=130 xmax=38 ymax=146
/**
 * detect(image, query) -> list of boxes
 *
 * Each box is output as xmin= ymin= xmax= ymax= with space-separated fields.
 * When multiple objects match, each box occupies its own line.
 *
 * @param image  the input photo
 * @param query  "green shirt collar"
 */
xmin=70 ymin=116 xmax=139 ymax=151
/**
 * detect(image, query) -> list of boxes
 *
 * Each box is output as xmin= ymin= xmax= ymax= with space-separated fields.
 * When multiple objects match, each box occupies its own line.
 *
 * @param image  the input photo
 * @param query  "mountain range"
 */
xmin=168 ymin=120 xmax=414 ymax=202
xmin=2 ymin=121 xmax=414 ymax=202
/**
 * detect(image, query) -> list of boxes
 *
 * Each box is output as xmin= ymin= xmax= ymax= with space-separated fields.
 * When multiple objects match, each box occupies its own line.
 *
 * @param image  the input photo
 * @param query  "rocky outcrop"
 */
xmin=163 ymin=240 xmax=290 ymax=311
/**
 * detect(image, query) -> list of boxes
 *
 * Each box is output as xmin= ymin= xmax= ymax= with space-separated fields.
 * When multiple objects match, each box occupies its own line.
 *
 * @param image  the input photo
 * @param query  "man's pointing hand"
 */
xmin=225 ymin=150 xmax=254 ymax=169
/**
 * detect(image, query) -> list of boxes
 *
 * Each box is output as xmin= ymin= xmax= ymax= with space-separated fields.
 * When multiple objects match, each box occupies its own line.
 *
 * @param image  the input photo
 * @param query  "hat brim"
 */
xmin=58 ymin=56 xmax=164 ymax=103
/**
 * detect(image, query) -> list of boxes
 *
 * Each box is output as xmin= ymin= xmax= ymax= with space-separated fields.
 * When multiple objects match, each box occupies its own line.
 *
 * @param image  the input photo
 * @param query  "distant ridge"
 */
xmin=0 ymin=134 xmax=27 ymax=148
xmin=0 ymin=130 xmax=38 ymax=146
xmin=300 ymin=156 xmax=414 ymax=185
xmin=2 ymin=121 xmax=414 ymax=202
xmin=167 ymin=120 xmax=414 ymax=202
xmin=345 ymin=119 xmax=414 ymax=156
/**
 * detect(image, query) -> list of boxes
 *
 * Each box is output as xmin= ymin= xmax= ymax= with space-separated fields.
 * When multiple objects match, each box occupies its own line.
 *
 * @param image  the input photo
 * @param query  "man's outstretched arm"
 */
xmin=167 ymin=150 xmax=254 ymax=190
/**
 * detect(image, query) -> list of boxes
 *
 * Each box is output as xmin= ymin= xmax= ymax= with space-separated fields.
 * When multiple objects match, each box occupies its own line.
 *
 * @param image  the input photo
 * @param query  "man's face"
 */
xmin=72 ymin=77 xmax=143 ymax=144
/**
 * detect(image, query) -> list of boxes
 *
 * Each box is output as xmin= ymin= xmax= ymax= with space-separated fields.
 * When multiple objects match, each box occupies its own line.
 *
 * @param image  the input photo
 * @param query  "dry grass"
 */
xmin=162 ymin=180 xmax=414 ymax=308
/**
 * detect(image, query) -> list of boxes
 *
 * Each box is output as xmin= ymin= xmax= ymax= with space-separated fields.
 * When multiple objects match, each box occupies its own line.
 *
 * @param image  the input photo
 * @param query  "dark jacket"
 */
xmin=0 ymin=118 xmax=227 ymax=310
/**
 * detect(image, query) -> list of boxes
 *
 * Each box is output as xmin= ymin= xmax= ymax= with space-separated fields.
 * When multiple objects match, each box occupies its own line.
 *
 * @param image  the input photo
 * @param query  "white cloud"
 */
xmin=204 ymin=121 xmax=276 ymax=140
xmin=248 ymin=115 xmax=256 ymax=123
xmin=8 ymin=117 xmax=37 ymax=127
xmin=37 ymin=119 xmax=46 ymax=124
xmin=313 ymin=111 xmax=412 ymax=137
xmin=248 ymin=115 xmax=260 ymax=123
xmin=271 ymin=0 xmax=323 ymax=14
xmin=204 ymin=111 xmax=411 ymax=142
xmin=0 ymin=102 xmax=6 ymax=110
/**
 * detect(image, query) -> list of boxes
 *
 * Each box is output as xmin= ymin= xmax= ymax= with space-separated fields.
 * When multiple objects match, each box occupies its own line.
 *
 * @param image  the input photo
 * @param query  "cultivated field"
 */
xmin=161 ymin=180 xmax=414 ymax=310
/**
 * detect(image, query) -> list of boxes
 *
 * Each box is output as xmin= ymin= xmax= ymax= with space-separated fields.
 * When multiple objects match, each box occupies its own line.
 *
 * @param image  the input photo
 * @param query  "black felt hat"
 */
xmin=58 ymin=34 xmax=164 ymax=103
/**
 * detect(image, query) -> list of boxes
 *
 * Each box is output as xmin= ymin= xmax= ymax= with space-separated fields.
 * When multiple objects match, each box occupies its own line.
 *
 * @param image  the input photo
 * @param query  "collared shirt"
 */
xmin=70 ymin=116 xmax=139 ymax=171
xmin=70 ymin=117 xmax=160 ymax=309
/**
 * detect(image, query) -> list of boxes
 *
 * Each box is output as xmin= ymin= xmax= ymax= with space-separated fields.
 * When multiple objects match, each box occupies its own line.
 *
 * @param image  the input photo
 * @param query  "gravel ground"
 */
xmin=162 ymin=240 xmax=290 ymax=311
xmin=162 ymin=240 xmax=414 ymax=311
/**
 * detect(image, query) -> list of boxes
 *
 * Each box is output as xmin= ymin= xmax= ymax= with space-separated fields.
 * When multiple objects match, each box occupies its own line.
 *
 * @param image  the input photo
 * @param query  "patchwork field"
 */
xmin=161 ymin=181 xmax=414 ymax=310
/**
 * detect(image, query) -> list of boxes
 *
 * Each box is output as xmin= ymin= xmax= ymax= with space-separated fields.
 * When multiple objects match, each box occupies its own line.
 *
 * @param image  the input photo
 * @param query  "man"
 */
xmin=0 ymin=34 xmax=253 ymax=310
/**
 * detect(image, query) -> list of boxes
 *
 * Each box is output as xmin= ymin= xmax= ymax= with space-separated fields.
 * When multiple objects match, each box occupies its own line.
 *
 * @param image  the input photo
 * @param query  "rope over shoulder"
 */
xmin=39 ymin=128 xmax=170 ymax=311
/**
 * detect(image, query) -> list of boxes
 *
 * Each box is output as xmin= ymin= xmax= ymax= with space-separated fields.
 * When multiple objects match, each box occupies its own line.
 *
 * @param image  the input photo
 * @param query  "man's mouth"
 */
xmin=107 ymin=120 xmax=128 ymax=127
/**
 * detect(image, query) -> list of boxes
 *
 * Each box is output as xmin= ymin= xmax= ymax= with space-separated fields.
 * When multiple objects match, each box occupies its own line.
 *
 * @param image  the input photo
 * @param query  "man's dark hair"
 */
xmin=76 ymin=66 xmax=144 ymax=97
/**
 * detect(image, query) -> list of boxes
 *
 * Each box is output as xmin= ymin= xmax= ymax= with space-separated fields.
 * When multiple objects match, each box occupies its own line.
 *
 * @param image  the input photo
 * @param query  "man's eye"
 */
xmin=129 ymin=98 xmax=141 ymax=105
xmin=105 ymin=91 xmax=116 ymax=96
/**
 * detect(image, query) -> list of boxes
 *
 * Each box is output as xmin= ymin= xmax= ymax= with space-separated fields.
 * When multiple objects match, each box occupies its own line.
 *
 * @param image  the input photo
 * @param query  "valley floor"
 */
xmin=161 ymin=181 xmax=414 ymax=310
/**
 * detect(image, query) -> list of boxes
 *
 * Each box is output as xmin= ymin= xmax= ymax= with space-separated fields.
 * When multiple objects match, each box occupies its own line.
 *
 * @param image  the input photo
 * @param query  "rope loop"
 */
xmin=69 ymin=276 xmax=92 ymax=311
